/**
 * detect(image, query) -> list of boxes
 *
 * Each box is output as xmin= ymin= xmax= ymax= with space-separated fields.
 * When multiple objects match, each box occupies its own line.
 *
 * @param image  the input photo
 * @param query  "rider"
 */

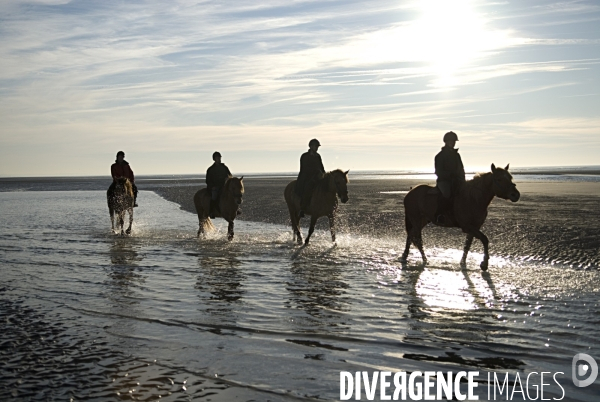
xmin=295 ymin=138 xmax=325 ymax=218
xmin=206 ymin=151 xmax=232 ymax=219
xmin=110 ymin=151 xmax=138 ymax=207
xmin=434 ymin=131 xmax=465 ymax=224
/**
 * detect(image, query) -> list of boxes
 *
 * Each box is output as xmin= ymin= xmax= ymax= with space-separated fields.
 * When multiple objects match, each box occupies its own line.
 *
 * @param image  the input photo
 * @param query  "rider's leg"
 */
xmin=298 ymin=180 xmax=315 ymax=218
xmin=209 ymin=187 xmax=219 ymax=219
xmin=435 ymin=181 xmax=452 ymax=224
xmin=132 ymin=183 xmax=139 ymax=207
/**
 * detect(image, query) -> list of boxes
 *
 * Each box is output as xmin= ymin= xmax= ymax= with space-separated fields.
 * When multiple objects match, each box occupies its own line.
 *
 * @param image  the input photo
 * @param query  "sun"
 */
xmin=410 ymin=0 xmax=493 ymax=86
xmin=354 ymin=0 xmax=512 ymax=87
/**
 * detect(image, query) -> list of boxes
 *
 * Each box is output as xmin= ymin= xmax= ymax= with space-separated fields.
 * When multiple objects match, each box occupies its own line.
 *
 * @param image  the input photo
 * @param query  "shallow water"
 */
xmin=1 ymin=191 xmax=599 ymax=401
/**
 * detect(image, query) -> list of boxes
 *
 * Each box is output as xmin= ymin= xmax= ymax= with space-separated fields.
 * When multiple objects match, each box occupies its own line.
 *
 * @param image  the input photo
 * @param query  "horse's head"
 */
xmin=227 ymin=176 xmax=244 ymax=205
xmin=331 ymin=169 xmax=349 ymax=203
xmin=491 ymin=164 xmax=520 ymax=202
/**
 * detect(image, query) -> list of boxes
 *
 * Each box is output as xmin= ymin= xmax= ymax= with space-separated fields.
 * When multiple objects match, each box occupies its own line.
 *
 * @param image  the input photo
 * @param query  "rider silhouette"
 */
xmin=434 ymin=131 xmax=465 ymax=224
xmin=295 ymin=139 xmax=325 ymax=218
xmin=110 ymin=151 xmax=138 ymax=207
xmin=206 ymin=151 xmax=232 ymax=219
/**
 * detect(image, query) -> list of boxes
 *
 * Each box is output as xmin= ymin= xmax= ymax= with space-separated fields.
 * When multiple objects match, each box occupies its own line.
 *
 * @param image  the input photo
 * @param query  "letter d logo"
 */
xmin=572 ymin=353 xmax=598 ymax=387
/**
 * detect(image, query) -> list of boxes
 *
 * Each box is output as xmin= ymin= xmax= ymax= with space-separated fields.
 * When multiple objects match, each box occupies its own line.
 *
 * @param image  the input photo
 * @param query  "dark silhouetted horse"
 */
xmin=107 ymin=177 xmax=134 ymax=235
xmin=284 ymin=169 xmax=349 ymax=245
xmin=193 ymin=177 xmax=244 ymax=241
xmin=401 ymin=164 xmax=520 ymax=270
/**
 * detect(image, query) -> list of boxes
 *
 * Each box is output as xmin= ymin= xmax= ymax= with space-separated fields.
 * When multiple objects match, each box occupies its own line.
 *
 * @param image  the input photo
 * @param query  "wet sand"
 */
xmin=149 ymin=177 xmax=600 ymax=269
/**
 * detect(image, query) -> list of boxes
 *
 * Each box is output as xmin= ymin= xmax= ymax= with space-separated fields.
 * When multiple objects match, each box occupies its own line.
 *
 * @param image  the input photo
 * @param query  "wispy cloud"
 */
xmin=0 ymin=0 xmax=599 ymax=175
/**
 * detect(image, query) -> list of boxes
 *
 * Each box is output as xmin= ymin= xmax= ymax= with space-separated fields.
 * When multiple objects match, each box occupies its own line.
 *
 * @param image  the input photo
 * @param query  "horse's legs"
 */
xmin=117 ymin=210 xmax=125 ymax=235
xmin=109 ymin=207 xmax=115 ymax=233
xmin=304 ymin=216 xmax=318 ymax=245
xmin=412 ymin=230 xmax=427 ymax=264
xmin=460 ymin=234 xmax=474 ymax=266
xmin=406 ymin=217 xmax=427 ymax=263
xmin=470 ymin=229 xmax=489 ymax=270
xmin=227 ymin=221 xmax=234 ymax=241
xmin=125 ymin=208 xmax=133 ymax=235
xmin=288 ymin=206 xmax=302 ymax=244
xmin=401 ymin=236 xmax=411 ymax=262
xmin=401 ymin=216 xmax=413 ymax=261
xmin=328 ymin=213 xmax=336 ymax=243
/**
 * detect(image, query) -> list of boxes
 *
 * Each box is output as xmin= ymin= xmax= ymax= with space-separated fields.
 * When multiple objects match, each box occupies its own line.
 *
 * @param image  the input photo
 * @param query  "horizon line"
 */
xmin=1 ymin=164 xmax=600 ymax=179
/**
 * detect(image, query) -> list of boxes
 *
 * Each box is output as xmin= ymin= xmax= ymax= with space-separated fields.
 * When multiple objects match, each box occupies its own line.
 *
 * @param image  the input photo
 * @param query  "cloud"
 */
xmin=0 ymin=0 xmax=599 ymax=175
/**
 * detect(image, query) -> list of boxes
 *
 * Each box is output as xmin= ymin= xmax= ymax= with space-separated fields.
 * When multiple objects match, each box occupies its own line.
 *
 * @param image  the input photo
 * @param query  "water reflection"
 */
xmin=284 ymin=259 xmax=350 ymax=331
xmin=107 ymin=239 xmax=145 ymax=294
xmin=195 ymin=255 xmax=244 ymax=322
xmin=104 ymin=239 xmax=146 ymax=343
xmin=401 ymin=263 xmax=523 ymax=370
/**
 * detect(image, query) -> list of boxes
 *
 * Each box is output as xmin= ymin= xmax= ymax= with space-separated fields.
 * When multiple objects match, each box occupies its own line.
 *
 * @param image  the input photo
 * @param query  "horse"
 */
xmin=107 ymin=177 xmax=134 ymax=235
xmin=193 ymin=177 xmax=244 ymax=241
xmin=401 ymin=164 xmax=520 ymax=270
xmin=284 ymin=169 xmax=349 ymax=245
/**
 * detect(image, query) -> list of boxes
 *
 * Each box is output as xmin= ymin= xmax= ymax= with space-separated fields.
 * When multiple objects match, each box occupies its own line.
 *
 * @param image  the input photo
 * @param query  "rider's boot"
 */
xmin=209 ymin=200 xmax=216 ymax=219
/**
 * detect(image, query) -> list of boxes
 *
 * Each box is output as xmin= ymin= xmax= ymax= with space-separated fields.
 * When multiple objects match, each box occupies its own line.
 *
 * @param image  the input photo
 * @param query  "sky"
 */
xmin=0 ymin=0 xmax=599 ymax=176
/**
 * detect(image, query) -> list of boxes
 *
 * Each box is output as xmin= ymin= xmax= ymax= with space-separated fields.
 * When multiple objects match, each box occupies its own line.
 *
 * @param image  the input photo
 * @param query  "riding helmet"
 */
xmin=309 ymin=138 xmax=321 ymax=147
xmin=443 ymin=131 xmax=459 ymax=142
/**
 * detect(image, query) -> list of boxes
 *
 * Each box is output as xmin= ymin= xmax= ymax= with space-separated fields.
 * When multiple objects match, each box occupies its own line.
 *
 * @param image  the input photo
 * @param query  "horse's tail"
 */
xmin=404 ymin=215 xmax=413 ymax=233
xmin=201 ymin=217 xmax=215 ymax=232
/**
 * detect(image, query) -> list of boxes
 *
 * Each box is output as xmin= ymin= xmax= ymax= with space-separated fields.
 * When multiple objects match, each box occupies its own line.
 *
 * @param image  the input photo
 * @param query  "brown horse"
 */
xmin=284 ymin=169 xmax=349 ymax=245
xmin=193 ymin=177 xmax=244 ymax=241
xmin=107 ymin=177 xmax=134 ymax=235
xmin=401 ymin=164 xmax=520 ymax=270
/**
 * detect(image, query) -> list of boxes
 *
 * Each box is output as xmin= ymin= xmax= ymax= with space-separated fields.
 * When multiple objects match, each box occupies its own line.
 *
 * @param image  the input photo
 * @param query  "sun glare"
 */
xmin=356 ymin=0 xmax=513 ymax=87
xmin=412 ymin=0 xmax=491 ymax=86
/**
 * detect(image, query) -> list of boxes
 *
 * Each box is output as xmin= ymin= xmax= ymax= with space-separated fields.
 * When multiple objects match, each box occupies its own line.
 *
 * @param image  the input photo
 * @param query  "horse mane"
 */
xmin=123 ymin=179 xmax=134 ymax=198
xmin=224 ymin=176 xmax=244 ymax=193
xmin=315 ymin=169 xmax=348 ymax=193
xmin=463 ymin=172 xmax=492 ymax=202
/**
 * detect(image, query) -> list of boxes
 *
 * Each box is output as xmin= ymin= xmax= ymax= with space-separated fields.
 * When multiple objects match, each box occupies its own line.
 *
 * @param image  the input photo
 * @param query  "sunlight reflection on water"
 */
xmin=0 ymin=190 xmax=599 ymax=401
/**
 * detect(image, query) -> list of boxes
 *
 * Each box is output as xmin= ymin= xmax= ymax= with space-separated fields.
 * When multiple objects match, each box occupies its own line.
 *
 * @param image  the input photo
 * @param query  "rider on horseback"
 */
xmin=295 ymin=139 xmax=325 ymax=218
xmin=110 ymin=151 xmax=138 ymax=207
xmin=434 ymin=131 xmax=465 ymax=224
xmin=206 ymin=151 xmax=232 ymax=219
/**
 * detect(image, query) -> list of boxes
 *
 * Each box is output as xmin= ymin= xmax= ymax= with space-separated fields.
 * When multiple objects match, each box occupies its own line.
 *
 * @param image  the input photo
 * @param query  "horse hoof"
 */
xmin=304 ymin=239 xmax=310 ymax=245
xmin=480 ymin=261 xmax=488 ymax=271
xmin=126 ymin=229 xmax=131 ymax=235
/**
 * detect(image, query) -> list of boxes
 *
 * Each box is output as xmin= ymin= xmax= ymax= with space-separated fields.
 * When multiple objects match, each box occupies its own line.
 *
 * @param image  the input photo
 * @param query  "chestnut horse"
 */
xmin=107 ymin=177 xmax=134 ymax=235
xmin=284 ymin=169 xmax=349 ymax=245
xmin=193 ymin=177 xmax=244 ymax=241
xmin=401 ymin=164 xmax=520 ymax=270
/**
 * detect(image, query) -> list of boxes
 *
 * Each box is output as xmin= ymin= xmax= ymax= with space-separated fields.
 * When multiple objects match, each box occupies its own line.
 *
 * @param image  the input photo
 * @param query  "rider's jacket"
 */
xmin=295 ymin=150 xmax=325 ymax=196
xmin=111 ymin=161 xmax=135 ymax=183
xmin=435 ymin=147 xmax=465 ymax=186
xmin=206 ymin=163 xmax=232 ymax=190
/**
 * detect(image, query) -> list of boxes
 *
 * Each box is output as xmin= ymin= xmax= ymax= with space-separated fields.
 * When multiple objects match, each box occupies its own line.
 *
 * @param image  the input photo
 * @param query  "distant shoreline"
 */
xmin=1 ymin=165 xmax=600 ymax=181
